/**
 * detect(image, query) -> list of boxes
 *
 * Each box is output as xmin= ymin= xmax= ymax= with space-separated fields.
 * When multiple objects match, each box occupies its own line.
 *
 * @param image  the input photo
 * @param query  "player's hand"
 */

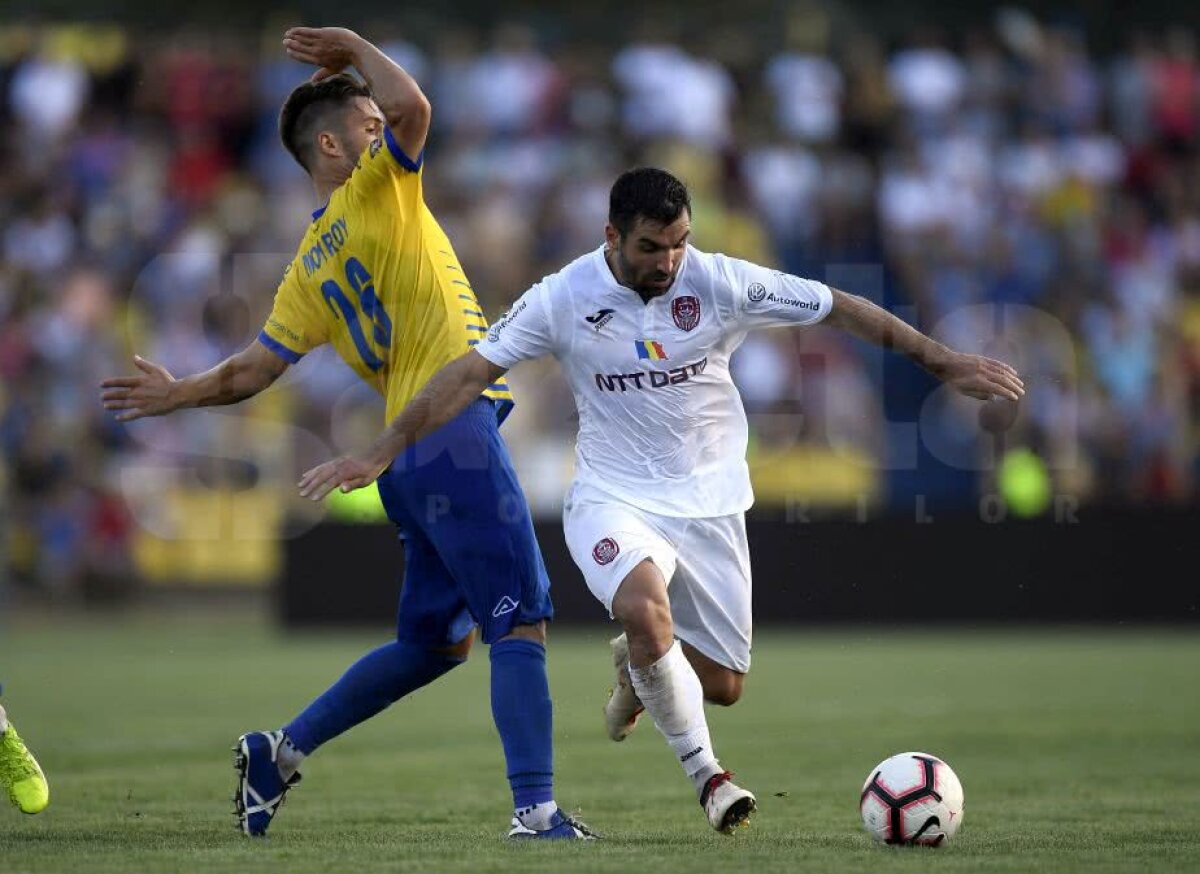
xmin=100 ymin=356 xmax=179 ymax=422
xmin=933 ymin=351 xmax=1025 ymax=402
xmin=283 ymin=27 xmax=363 ymax=83
xmin=298 ymin=453 xmax=388 ymax=501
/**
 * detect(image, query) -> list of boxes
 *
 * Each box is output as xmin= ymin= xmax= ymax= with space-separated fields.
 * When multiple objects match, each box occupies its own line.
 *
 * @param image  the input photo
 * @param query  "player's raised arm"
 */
xmin=823 ymin=288 xmax=1025 ymax=402
xmin=283 ymin=27 xmax=431 ymax=163
xmin=298 ymin=350 xmax=505 ymax=500
xmin=100 ymin=339 xmax=289 ymax=422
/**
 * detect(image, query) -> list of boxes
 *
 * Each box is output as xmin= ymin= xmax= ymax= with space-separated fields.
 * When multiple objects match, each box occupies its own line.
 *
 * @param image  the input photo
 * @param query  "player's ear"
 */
xmin=603 ymin=222 xmax=620 ymax=253
xmin=316 ymin=129 xmax=342 ymax=160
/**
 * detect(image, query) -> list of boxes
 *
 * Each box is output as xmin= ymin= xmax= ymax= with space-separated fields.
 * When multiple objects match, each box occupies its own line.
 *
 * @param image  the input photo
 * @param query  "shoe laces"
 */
xmin=560 ymin=809 xmax=600 ymax=838
xmin=700 ymin=770 xmax=735 ymax=807
xmin=0 ymin=727 xmax=40 ymax=785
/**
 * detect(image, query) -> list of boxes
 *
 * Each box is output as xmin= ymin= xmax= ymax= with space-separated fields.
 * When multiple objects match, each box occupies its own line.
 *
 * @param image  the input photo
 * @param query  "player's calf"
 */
xmin=698 ymin=669 xmax=743 ymax=707
xmin=680 ymin=641 xmax=745 ymax=706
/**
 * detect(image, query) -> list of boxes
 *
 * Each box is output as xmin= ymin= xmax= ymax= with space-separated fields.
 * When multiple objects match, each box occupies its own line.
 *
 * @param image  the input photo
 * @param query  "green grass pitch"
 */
xmin=1 ymin=616 xmax=1198 ymax=873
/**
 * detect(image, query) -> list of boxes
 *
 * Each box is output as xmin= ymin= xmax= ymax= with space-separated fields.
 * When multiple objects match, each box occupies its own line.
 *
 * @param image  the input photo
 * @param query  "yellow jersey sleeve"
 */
xmin=258 ymin=261 xmax=329 ymax=363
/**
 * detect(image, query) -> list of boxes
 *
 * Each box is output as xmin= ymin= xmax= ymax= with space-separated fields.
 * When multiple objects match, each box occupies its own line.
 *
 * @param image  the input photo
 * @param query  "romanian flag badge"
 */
xmin=635 ymin=340 xmax=668 ymax=360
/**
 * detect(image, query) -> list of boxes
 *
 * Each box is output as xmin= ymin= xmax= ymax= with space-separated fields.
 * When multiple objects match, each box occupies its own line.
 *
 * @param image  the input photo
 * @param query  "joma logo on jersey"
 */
xmin=301 ymin=216 xmax=349 ymax=277
xmin=584 ymin=308 xmax=615 ymax=331
xmin=594 ymin=357 xmax=707 ymax=392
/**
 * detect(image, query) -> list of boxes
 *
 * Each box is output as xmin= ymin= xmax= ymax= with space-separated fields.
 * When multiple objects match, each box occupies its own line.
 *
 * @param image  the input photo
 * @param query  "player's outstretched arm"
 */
xmin=299 ymin=350 xmax=505 ymax=501
xmin=100 ymin=340 xmax=289 ymax=422
xmin=824 ymin=289 xmax=1025 ymax=402
xmin=283 ymin=27 xmax=431 ymax=162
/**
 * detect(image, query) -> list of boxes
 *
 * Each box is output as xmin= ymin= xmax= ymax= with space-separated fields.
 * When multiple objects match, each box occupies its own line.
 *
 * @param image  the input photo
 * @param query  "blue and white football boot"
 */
xmin=233 ymin=730 xmax=301 ymax=836
xmin=507 ymin=808 xmax=599 ymax=840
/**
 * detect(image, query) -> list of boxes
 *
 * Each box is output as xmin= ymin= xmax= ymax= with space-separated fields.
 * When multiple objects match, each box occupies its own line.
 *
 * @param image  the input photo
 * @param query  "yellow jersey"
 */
xmin=258 ymin=128 xmax=512 ymax=423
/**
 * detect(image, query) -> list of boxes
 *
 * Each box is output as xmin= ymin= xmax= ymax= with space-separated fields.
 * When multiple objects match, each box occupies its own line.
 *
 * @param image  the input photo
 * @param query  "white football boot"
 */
xmin=700 ymin=771 xmax=757 ymax=834
xmin=604 ymin=634 xmax=644 ymax=742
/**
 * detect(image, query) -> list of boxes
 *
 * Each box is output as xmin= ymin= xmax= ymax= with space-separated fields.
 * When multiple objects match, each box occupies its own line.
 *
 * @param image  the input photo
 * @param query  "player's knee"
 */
xmin=613 ymin=592 xmax=670 ymax=632
xmin=614 ymin=594 xmax=673 ymax=645
xmin=704 ymin=673 xmax=744 ymax=707
xmin=500 ymin=621 xmax=547 ymax=646
xmin=435 ymin=629 xmax=476 ymax=661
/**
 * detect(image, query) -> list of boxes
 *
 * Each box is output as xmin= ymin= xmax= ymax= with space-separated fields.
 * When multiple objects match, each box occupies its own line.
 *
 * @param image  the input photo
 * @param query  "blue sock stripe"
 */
xmin=509 ymin=771 xmax=555 ymax=784
xmin=489 ymin=638 xmax=546 ymax=659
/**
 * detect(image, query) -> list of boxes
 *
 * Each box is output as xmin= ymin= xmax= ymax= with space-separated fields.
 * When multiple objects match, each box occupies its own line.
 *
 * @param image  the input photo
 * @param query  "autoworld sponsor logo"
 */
xmin=592 ymin=537 xmax=620 ymax=565
xmin=488 ymin=298 xmax=528 ymax=342
xmin=593 ymin=357 xmax=708 ymax=392
xmin=762 ymin=292 xmax=819 ymax=311
xmin=671 ymin=295 xmax=700 ymax=332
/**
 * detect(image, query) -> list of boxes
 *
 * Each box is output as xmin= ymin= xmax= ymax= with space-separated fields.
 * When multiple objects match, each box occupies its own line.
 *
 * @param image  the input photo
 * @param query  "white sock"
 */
xmin=0 ymin=703 xmax=7 ymax=736
xmin=628 ymin=640 xmax=721 ymax=795
xmin=515 ymin=801 xmax=560 ymax=830
xmin=276 ymin=731 xmax=306 ymax=781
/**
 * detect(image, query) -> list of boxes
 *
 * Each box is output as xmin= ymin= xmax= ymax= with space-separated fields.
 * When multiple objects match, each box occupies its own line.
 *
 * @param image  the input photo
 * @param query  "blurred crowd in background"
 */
xmin=1 ymin=6 xmax=1197 ymax=593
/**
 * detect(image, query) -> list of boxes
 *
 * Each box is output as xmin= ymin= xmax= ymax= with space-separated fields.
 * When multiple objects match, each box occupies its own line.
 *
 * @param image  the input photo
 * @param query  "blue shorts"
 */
xmin=375 ymin=398 xmax=553 ymax=647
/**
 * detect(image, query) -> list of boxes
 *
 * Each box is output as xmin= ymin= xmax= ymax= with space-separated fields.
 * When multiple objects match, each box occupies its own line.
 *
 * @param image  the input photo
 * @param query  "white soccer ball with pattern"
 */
xmin=859 ymin=752 xmax=964 ymax=846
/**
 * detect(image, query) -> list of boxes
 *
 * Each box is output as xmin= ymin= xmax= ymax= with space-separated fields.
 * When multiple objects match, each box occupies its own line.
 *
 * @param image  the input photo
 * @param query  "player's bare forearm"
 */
xmin=177 ymin=342 xmax=289 ymax=408
xmin=101 ymin=340 xmax=287 ymax=422
xmin=283 ymin=27 xmax=430 ymax=158
xmin=825 ymin=289 xmax=951 ymax=372
xmin=298 ymin=351 xmax=504 ymax=500
xmin=347 ymin=36 xmax=430 ymax=136
xmin=824 ymin=288 xmax=1025 ymax=401
xmin=367 ymin=351 xmax=502 ymax=467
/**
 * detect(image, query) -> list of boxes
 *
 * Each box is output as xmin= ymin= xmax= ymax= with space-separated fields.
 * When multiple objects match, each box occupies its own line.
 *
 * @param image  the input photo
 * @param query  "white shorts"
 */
xmin=562 ymin=481 xmax=753 ymax=673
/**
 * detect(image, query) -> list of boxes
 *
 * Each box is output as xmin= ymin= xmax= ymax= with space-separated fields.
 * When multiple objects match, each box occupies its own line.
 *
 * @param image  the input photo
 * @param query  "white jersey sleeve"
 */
xmin=712 ymin=253 xmax=833 ymax=331
xmin=476 ymin=282 xmax=555 ymax=369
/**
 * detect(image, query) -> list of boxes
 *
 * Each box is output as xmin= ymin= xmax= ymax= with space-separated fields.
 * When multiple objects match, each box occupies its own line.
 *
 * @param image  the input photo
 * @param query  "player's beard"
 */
xmin=612 ymin=247 xmax=675 ymax=298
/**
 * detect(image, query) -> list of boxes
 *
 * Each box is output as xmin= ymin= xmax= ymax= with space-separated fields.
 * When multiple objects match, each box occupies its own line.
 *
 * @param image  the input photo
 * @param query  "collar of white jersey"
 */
xmin=592 ymin=243 xmax=691 ymax=302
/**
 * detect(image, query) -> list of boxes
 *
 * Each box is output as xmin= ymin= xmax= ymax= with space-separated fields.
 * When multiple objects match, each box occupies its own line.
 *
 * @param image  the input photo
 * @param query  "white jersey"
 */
xmin=478 ymin=245 xmax=833 ymax=517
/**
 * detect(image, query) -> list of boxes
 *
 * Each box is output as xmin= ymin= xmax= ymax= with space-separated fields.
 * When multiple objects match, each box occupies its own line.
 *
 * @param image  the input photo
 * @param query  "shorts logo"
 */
xmin=492 ymin=595 xmax=519 ymax=618
xmin=592 ymin=537 xmax=620 ymax=565
xmin=671 ymin=295 xmax=700 ymax=332
xmin=747 ymin=282 xmax=766 ymax=302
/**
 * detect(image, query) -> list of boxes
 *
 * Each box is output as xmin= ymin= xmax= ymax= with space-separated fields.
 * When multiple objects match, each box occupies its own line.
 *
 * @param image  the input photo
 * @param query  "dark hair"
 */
xmin=279 ymin=74 xmax=371 ymax=171
xmin=608 ymin=167 xmax=691 ymax=237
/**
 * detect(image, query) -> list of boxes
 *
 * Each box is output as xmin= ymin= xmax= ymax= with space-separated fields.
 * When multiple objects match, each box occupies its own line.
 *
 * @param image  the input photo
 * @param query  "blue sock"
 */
xmin=284 ymin=640 xmax=463 ymax=754
xmin=490 ymin=639 xmax=555 ymax=810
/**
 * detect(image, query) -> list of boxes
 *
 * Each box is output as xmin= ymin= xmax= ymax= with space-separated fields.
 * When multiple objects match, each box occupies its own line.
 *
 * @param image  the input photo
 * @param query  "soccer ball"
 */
xmin=859 ymin=752 xmax=964 ymax=846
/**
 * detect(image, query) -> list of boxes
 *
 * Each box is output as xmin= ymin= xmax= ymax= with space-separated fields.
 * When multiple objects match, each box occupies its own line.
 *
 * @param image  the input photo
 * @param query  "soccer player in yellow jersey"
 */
xmin=101 ymin=27 xmax=591 ymax=840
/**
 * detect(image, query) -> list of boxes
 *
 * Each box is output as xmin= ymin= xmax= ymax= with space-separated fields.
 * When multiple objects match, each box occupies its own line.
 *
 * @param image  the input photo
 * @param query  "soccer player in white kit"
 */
xmin=299 ymin=168 xmax=1025 ymax=834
